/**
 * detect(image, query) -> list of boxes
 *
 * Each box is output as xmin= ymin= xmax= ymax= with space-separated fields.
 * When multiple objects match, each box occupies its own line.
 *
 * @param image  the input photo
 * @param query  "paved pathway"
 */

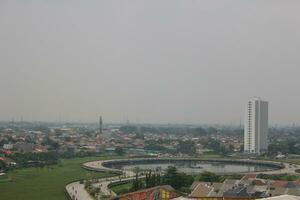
xmin=66 ymin=181 xmax=93 ymax=200
xmin=83 ymin=159 xmax=135 ymax=177
xmin=66 ymin=160 xmax=137 ymax=200
xmin=257 ymin=162 xmax=300 ymax=175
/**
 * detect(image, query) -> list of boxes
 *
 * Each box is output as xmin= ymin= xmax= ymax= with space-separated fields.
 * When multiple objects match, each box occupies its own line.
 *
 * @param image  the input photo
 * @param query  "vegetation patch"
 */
xmin=257 ymin=173 xmax=299 ymax=181
xmin=110 ymin=182 xmax=134 ymax=195
xmin=196 ymin=171 xmax=243 ymax=183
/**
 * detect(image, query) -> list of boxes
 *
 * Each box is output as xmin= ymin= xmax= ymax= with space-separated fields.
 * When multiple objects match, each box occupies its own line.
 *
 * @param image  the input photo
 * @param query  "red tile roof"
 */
xmin=242 ymin=174 xmax=257 ymax=180
xmin=272 ymin=180 xmax=289 ymax=188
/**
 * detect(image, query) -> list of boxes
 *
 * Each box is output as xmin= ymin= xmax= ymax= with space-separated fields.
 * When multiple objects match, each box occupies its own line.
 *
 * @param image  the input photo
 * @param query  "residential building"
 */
xmin=244 ymin=97 xmax=268 ymax=153
xmin=3 ymin=143 xmax=13 ymax=150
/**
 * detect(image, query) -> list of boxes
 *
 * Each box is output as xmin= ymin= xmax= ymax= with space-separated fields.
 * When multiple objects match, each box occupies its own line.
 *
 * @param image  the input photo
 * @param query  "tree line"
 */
xmin=131 ymin=166 xmax=194 ymax=193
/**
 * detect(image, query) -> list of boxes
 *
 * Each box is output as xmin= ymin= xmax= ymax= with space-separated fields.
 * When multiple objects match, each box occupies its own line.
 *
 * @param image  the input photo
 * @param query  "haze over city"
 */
xmin=1 ymin=1 xmax=300 ymax=124
xmin=3 ymin=1 xmax=300 ymax=200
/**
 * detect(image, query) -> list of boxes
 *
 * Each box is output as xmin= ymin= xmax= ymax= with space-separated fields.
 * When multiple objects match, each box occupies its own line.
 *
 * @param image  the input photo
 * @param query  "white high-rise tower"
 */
xmin=244 ymin=97 xmax=268 ymax=153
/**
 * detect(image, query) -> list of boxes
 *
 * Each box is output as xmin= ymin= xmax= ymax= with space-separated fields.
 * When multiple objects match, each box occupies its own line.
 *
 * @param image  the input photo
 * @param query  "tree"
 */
xmin=204 ymin=138 xmax=221 ymax=152
xmin=190 ymin=127 xmax=208 ymax=136
xmin=163 ymin=166 xmax=182 ymax=189
xmin=267 ymin=140 xmax=295 ymax=156
xmin=132 ymin=167 xmax=143 ymax=191
xmin=162 ymin=166 xmax=193 ymax=190
xmin=177 ymin=140 xmax=196 ymax=155
xmin=207 ymin=127 xmax=217 ymax=135
xmin=201 ymin=138 xmax=231 ymax=156
xmin=64 ymin=136 xmax=71 ymax=142
xmin=145 ymin=140 xmax=166 ymax=152
xmin=33 ymin=125 xmax=50 ymax=134
xmin=134 ymin=133 xmax=144 ymax=139
xmin=119 ymin=126 xmax=137 ymax=134
xmin=239 ymin=144 xmax=244 ymax=152
xmin=0 ymin=160 xmax=7 ymax=172
xmin=228 ymin=144 xmax=235 ymax=153
xmin=11 ymin=152 xmax=60 ymax=168
xmin=115 ymin=147 xmax=125 ymax=156
xmin=42 ymin=137 xmax=60 ymax=150
xmin=197 ymin=171 xmax=221 ymax=183
xmin=220 ymin=145 xmax=229 ymax=156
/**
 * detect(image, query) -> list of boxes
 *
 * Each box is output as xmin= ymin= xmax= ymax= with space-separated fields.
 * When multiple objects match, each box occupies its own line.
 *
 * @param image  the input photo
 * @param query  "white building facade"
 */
xmin=244 ymin=97 xmax=268 ymax=153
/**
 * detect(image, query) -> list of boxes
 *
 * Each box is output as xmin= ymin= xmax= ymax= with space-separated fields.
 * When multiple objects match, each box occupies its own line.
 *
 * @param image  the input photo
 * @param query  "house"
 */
xmin=223 ymin=185 xmax=250 ymax=198
xmin=272 ymin=180 xmax=289 ymax=188
xmin=0 ymin=157 xmax=16 ymax=166
xmin=14 ymin=143 xmax=34 ymax=153
xmin=268 ymin=186 xmax=288 ymax=197
xmin=260 ymin=194 xmax=300 ymax=199
xmin=1 ymin=149 xmax=13 ymax=156
xmin=287 ymin=189 xmax=300 ymax=196
xmin=209 ymin=182 xmax=226 ymax=197
xmin=189 ymin=180 xmax=249 ymax=198
xmin=189 ymin=183 xmax=213 ymax=198
xmin=242 ymin=174 xmax=257 ymax=180
xmin=3 ymin=143 xmax=13 ymax=150
xmin=111 ymin=185 xmax=179 ymax=200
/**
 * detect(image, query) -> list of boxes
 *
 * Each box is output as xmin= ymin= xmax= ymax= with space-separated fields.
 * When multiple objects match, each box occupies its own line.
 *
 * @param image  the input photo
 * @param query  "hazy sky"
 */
xmin=1 ymin=1 xmax=300 ymax=124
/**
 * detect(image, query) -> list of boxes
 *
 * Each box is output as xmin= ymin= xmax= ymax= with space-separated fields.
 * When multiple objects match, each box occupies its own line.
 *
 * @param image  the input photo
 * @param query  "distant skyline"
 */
xmin=1 ymin=1 xmax=300 ymax=125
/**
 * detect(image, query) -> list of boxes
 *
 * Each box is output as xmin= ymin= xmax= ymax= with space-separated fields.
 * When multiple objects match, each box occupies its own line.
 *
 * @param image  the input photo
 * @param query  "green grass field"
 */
xmin=110 ymin=182 xmax=133 ymax=195
xmin=0 ymin=156 xmax=115 ymax=200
